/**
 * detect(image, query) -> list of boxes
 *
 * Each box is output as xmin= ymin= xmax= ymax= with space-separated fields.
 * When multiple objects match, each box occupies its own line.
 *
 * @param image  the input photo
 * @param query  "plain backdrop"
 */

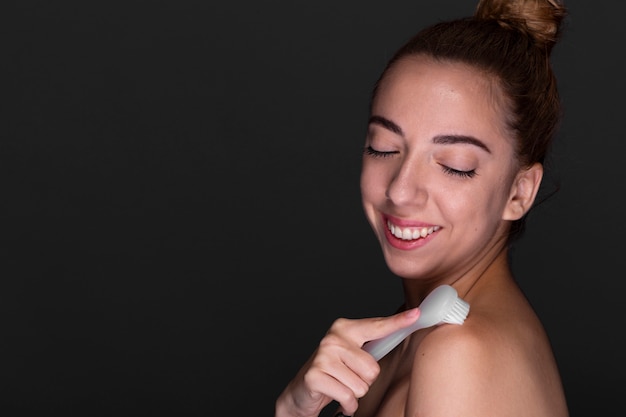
xmin=3 ymin=1 xmax=625 ymax=416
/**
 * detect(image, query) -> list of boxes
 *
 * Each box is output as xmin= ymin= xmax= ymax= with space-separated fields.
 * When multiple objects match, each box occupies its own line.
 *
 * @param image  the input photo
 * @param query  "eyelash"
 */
xmin=364 ymin=146 xmax=396 ymax=158
xmin=365 ymin=146 xmax=477 ymax=178
xmin=439 ymin=165 xmax=477 ymax=178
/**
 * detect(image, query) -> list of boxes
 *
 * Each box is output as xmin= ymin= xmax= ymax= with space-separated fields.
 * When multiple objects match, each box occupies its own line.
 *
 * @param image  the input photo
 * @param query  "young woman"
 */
xmin=275 ymin=0 xmax=570 ymax=416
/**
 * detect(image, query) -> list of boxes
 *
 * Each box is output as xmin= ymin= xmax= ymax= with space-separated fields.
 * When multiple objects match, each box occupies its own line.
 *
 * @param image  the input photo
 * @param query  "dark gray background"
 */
xmin=3 ymin=1 xmax=624 ymax=416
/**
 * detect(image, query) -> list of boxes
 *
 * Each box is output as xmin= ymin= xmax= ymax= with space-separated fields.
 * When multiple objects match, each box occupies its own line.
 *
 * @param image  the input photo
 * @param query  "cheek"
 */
xmin=360 ymin=161 xmax=385 ymax=201
xmin=440 ymin=193 xmax=477 ymax=226
xmin=360 ymin=164 xmax=383 ymax=229
xmin=453 ymin=183 xmax=511 ymax=231
xmin=439 ymin=184 xmax=498 ymax=224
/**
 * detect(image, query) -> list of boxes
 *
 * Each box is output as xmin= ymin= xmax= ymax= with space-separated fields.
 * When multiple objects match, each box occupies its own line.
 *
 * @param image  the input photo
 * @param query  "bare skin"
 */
xmin=275 ymin=56 xmax=569 ymax=417
xmin=354 ymin=252 xmax=568 ymax=417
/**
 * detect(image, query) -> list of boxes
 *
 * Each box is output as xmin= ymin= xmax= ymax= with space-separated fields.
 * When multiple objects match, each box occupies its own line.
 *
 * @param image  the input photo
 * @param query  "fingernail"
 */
xmin=404 ymin=307 xmax=420 ymax=318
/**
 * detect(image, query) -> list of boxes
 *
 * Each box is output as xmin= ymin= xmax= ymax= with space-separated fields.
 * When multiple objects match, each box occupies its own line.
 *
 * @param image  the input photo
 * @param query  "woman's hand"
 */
xmin=274 ymin=307 xmax=420 ymax=417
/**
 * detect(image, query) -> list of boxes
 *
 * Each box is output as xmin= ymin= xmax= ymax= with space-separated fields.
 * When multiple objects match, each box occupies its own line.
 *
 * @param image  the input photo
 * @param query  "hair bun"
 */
xmin=475 ymin=0 xmax=566 ymax=52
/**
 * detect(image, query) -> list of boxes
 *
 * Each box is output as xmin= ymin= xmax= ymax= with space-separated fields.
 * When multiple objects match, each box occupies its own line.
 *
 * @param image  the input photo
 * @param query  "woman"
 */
xmin=275 ymin=0 xmax=569 ymax=416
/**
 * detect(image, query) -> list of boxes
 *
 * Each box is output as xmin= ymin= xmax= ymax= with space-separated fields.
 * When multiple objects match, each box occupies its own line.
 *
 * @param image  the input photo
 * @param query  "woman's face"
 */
xmin=361 ymin=56 xmax=525 ymax=280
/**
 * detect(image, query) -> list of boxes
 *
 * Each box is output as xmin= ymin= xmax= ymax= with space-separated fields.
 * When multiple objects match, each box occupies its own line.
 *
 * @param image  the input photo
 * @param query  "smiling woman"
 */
xmin=274 ymin=0 xmax=569 ymax=416
xmin=362 ymin=58 xmax=528 ymax=274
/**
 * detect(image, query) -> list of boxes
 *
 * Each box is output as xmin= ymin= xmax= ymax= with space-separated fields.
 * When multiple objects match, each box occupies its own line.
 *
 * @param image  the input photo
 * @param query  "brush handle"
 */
xmin=361 ymin=285 xmax=461 ymax=361
xmin=362 ymin=316 xmax=429 ymax=361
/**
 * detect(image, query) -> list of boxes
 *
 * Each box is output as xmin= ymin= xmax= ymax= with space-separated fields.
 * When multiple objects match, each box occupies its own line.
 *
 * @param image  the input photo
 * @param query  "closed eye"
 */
xmin=364 ymin=146 xmax=398 ymax=158
xmin=440 ymin=164 xmax=477 ymax=178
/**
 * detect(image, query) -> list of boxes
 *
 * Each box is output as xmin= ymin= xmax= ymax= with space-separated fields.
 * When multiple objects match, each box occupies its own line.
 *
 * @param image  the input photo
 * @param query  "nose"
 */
xmin=385 ymin=158 xmax=429 ymax=207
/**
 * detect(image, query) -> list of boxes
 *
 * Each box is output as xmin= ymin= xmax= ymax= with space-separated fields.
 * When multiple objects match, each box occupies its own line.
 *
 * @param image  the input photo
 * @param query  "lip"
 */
xmin=385 ymin=214 xmax=434 ymax=228
xmin=383 ymin=214 xmax=440 ymax=250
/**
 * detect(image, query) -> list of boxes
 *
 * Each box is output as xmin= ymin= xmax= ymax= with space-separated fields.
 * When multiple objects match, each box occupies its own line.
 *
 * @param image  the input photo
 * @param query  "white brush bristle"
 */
xmin=442 ymin=296 xmax=470 ymax=325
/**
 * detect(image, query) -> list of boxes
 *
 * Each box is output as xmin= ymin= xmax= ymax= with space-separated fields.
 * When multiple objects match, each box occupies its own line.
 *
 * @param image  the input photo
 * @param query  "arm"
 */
xmin=275 ymin=308 xmax=421 ymax=417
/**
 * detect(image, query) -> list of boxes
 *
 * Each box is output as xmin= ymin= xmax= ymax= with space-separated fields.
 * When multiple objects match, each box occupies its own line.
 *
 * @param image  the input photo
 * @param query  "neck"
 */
xmin=400 ymin=243 xmax=513 ymax=309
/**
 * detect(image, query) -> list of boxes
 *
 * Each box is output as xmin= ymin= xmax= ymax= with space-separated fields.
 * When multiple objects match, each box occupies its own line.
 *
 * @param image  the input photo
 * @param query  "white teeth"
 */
xmin=387 ymin=220 xmax=440 ymax=241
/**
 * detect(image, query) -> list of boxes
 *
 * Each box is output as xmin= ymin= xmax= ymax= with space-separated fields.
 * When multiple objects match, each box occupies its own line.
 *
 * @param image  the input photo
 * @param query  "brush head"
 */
xmin=418 ymin=284 xmax=470 ymax=327
xmin=362 ymin=284 xmax=470 ymax=361
xmin=440 ymin=292 xmax=470 ymax=325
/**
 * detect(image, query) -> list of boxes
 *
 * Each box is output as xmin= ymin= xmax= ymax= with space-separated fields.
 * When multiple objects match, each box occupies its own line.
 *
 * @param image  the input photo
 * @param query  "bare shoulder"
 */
xmin=405 ymin=303 xmax=569 ymax=417
xmin=408 ymin=317 xmax=499 ymax=404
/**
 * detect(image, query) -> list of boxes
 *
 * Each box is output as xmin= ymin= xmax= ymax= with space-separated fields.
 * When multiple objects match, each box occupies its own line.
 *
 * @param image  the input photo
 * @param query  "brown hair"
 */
xmin=372 ymin=0 xmax=567 ymax=242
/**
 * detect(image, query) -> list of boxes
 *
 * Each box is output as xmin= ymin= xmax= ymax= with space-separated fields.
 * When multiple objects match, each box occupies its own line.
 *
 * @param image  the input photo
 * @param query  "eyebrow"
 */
xmin=369 ymin=115 xmax=404 ymax=136
xmin=433 ymin=134 xmax=491 ymax=154
xmin=368 ymin=115 xmax=491 ymax=154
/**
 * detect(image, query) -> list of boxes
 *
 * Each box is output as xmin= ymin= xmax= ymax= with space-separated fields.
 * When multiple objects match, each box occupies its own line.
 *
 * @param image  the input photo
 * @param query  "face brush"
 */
xmin=362 ymin=284 xmax=470 ymax=361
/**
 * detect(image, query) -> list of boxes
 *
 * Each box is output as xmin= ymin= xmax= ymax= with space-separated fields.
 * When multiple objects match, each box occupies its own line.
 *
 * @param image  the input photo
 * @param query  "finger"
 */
xmin=361 ymin=307 xmax=421 ymax=343
xmin=315 ymin=350 xmax=376 ymax=398
xmin=337 ymin=345 xmax=381 ymax=388
xmin=325 ymin=307 xmax=420 ymax=349
xmin=303 ymin=368 xmax=360 ymax=415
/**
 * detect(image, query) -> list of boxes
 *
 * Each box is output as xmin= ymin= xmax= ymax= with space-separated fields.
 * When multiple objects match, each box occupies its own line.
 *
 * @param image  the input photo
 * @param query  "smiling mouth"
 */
xmin=387 ymin=220 xmax=441 ymax=241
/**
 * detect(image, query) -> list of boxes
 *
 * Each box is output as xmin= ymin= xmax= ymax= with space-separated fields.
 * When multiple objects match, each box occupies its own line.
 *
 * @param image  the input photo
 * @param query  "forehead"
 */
xmin=373 ymin=56 xmax=513 ymax=144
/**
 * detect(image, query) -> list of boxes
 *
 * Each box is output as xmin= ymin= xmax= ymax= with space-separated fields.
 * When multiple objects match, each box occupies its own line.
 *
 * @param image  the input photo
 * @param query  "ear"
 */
xmin=502 ymin=163 xmax=543 ymax=221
